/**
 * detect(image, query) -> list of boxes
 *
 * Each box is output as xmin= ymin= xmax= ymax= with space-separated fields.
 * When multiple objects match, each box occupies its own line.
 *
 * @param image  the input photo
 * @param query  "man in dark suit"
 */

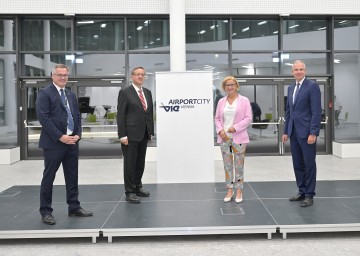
xmin=282 ymin=60 xmax=322 ymax=207
xmin=36 ymin=64 xmax=93 ymax=225
xmin=117 ymin=67 xmax=154 ymax=203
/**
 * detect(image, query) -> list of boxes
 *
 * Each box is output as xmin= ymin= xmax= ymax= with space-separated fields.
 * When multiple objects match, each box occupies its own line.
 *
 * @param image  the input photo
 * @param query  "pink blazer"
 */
xmin=215 ymin=94 xmax=252 ymax=144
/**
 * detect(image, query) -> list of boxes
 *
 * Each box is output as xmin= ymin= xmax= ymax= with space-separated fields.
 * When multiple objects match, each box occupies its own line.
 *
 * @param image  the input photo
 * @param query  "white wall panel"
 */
xmin=1 ymin=0 xmax=360 ymax=15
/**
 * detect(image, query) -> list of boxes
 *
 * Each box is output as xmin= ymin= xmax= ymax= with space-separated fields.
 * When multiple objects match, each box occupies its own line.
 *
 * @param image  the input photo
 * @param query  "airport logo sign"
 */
xmin=159 ymin=98 xmax=211 ymax=112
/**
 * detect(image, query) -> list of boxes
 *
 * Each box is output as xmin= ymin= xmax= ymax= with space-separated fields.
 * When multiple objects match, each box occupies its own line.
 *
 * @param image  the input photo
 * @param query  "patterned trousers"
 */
xmin=220 ymin=138 xmax=246 ymax=189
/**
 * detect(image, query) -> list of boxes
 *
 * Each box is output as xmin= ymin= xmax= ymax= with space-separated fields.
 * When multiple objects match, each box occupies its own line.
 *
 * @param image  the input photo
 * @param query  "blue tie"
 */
xmin=60 ymin=89 xmax=74 ymax=132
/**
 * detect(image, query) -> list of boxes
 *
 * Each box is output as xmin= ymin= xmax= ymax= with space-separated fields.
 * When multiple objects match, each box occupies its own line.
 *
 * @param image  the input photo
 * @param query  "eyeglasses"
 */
xmin=225 ymin=83 xmax=236 ymax=87
xmin=54 ymin=74 xmax=69 ymax=78
xmin=132 ymin=73 xmax=146 ymax=77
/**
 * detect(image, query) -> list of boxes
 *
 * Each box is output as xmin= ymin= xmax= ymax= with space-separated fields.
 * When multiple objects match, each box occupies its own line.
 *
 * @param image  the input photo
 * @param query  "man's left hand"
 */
xmin=308 ymin=135 xmax=317 ymax=144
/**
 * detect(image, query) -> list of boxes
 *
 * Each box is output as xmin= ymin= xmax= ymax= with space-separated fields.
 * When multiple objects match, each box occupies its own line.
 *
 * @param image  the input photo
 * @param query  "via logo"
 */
xmin=159 ymin=103 xmax=180 ymax=112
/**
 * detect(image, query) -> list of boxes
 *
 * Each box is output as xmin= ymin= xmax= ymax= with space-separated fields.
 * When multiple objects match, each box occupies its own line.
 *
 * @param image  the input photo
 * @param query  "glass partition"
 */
xmin=0 ymin=54 xmax=17 ymax=148
xmin=186 ymin=19 xmax=229 ymax=51
xmin=22 ymin=19 xmax=71 ymax=51
xmin=283 ymin=19 xmax=327 ymax=50
xmin=334 ymin=53 xmax=360 ymax=141
xmin=75 ymin=53 xmax=126 ymax=76
xmin=0 ymin=20 xmax=17 ymax=148
xmin=232 ymin=19 xmax=279 ymax=50
xmin=76 ymin=19 xmax=125 ymax=51
xmin=186 ymin=53 xmax=229 ymax=84
xmin=128 ymin=19 xmax=170 ymax=50
xmin=0 ymin=19 xmax=16 ymax=51
xmin=334 ymin=19 xmax=360 ymax=50
xmin=231 ymin=53 xmax=280 ymax=76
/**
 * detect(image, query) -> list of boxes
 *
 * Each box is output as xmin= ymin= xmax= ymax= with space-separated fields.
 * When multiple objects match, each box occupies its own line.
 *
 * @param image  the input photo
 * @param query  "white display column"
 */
xmin=169 ymin=0 xmax=186 ymax=71
xmin=156 ymin=71 xmax=214 ymax=183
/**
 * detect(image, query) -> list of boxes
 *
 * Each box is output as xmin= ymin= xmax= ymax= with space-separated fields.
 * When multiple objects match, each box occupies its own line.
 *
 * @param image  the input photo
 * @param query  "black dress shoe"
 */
xmin=301 ymin=197 xmax=314 ymax=207
xmin=126 ymin=193 xmax=140 ymax=203
xmin=42 ymin=214 xmax=56 ymax=225
xmin=135 ymin=187 xmax=150 ymax=197
xmin=289 ymin=194 xmax=305 ymax=201
xmin=68 ymin=207 xmax=93 ymax=217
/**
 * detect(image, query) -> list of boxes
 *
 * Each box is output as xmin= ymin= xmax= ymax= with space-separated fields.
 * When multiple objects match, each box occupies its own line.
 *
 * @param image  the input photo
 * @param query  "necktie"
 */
xmin=293 ymin=83 xmax=300 ymax=104
xmin=138 ymin=89 xmax=147 ymax=111
xmin=60 ymin=89 xmax=74 ymax=131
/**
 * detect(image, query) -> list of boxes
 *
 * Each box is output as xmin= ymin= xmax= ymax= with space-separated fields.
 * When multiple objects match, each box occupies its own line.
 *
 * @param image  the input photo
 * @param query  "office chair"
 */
xmin=338 ymin=112 xmax=349 ymax=128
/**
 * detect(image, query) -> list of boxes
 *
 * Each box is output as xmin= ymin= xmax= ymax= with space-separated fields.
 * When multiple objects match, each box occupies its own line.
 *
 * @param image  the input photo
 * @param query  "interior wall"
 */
xmin=1 ymin=0 xmax=360 ymax=15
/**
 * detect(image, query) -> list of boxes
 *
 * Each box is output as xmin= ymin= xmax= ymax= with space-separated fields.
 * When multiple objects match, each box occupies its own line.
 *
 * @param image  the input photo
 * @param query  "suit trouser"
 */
xmin=290 ymin=131 xmax=317 ymax=198
xmin=121 ymin=133 xmax=148 ymax=195
xmin=40 ymin=145 xmax=80 ymax=215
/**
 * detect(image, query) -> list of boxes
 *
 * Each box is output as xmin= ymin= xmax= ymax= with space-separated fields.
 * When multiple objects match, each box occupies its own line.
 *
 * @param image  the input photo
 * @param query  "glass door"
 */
xmin=76 ymin=81 xmax=122 ymax=157
xmin=239 ymin=80 xmax=281 ymax=154
xmin=238 ymin=78 xmax=329 ymax=155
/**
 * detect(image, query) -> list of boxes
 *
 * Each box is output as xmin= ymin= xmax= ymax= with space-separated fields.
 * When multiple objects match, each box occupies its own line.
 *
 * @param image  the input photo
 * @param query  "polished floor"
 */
xmin=1 ymin=155 xmax=360 ymax=255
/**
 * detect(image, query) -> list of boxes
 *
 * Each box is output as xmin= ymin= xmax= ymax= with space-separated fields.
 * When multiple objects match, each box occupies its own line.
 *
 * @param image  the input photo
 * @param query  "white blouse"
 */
xmin=223 ymin=98 xmax=237 ymax=138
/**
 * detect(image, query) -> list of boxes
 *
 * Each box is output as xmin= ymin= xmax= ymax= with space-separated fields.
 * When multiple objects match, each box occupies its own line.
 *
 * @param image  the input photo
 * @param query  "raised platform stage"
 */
xmin=1 ymin=181 xmax=360 ymax=243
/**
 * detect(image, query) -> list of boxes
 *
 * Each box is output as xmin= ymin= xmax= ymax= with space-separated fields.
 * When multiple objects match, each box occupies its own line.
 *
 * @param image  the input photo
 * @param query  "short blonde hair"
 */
xmin=221 ymin=76 xmax=239 ymax=91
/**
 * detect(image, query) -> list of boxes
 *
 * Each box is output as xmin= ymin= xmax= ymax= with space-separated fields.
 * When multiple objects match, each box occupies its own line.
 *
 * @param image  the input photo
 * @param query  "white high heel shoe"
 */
xmin=224 ymin=190 xmax=234 ymax=202
xmin=235 ymin=191 xmax=243 ymax=203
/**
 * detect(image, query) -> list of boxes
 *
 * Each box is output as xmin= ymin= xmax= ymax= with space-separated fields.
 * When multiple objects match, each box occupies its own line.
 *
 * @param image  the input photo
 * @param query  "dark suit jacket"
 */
xmin=117 ymin=85 xmax=154 ymax=141
xmin=36 ymin=84 xmax=82 ymax=149
xmin=283 ymin=77 xmax=321 ymax=139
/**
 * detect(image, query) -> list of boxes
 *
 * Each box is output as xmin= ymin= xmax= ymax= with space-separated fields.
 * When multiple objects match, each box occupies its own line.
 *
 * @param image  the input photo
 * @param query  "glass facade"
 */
xmin=22 ymin=19 xmax=71 ymax=51
xmin=0 ymin=18 xmax=17 ymax=148
xmin=76 ymin=19 xmax=125 ymax=51
xmin=186 ymin=19 xmax=229 ymax=51
xmin=232 ymin=19 xmax=279 ymax=50
xmin=283 ymin=19 xmax=327 ymax=50
xmin=0 ymin=14 xmax=359 ymax=156
xmin=334 ymin=19 xmax=360 ymax=141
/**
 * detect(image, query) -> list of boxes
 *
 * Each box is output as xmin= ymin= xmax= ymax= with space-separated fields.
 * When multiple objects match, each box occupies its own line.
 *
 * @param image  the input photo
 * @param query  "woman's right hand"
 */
xmin=219 ymin=130 xmax=228 ymax=140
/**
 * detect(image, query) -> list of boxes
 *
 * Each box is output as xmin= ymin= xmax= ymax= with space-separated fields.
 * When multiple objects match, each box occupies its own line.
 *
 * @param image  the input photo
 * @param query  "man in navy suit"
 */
xmin=36 ymin=64 xmax=93 ymax=225
xmin=117 ymin=67 xmax=154 ymax=204
xmin=282 ymin=60 xmax=322 ymax=207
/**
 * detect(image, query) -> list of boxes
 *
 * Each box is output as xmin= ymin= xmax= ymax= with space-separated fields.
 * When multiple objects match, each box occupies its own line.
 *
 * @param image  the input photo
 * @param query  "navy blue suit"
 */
xmin=284 ymin=78 xmax=321 ymax=197
xmin=36 ymin=84 xmax=82 ymax=215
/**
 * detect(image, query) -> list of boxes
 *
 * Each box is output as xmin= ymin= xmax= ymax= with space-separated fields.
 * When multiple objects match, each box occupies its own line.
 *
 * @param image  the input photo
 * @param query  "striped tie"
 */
xmin=138 ymin=89 xmax=147 ymax=111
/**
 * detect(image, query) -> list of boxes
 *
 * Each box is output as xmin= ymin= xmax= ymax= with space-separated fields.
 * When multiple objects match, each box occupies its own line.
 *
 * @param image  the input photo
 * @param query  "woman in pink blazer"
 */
xmin=215 ymin=76 xmax=252 ymax=203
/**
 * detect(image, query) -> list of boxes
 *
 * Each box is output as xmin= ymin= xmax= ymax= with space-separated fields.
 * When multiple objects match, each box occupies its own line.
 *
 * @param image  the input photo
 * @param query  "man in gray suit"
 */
xmin=117 ymin=67 xmax=154 ymax=203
